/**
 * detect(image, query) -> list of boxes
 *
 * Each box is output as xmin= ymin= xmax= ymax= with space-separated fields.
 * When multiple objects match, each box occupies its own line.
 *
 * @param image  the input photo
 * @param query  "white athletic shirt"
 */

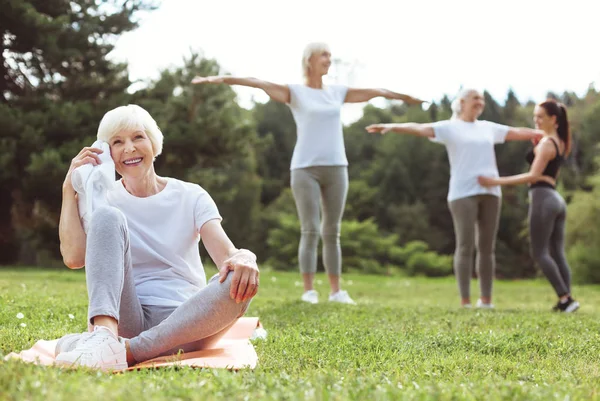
xmin=430 ymin=119 xmax=509 ymax=202
xmin=287 ymin=84 xmax=348 ymax=170
xmin=107 ymin=177 xmax=222 ymax=306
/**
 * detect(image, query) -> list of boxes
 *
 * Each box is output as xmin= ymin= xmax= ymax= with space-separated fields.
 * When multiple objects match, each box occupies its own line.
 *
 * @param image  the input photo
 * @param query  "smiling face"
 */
xmin=308 ymin=50 xmax=332 ymax=77
xmin=533 ymin=105 xmax=556 ymax=132
xmin=109 ymin=129 xmax=155 ymax=180
xmin=460 ymin=90 xmax=485 ymax=120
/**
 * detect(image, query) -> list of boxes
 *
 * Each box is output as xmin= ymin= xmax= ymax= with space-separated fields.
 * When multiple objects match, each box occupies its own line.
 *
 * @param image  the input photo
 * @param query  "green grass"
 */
xmin=1 ymin=267 xmax=600 ymax=400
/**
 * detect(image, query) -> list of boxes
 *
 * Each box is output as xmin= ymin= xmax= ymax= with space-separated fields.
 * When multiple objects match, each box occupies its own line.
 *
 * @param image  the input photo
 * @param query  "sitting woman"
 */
xmin=55 ymin=104 xmax=259 ymax=371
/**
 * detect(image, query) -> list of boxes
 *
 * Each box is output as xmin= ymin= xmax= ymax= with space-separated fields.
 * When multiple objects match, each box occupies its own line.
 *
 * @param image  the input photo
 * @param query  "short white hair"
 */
xmin=302 ymin=42 xmax=331 ymax=78
xmin=97 ymin=104 xmax=164 ymax=156
xmin=451 ymin=88 xmax=480 ymax=119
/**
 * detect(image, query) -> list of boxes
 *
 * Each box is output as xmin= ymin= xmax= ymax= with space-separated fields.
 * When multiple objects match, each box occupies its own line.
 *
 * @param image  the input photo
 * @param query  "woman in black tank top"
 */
xmin=478 ymin=100 xmax=579 ymax=312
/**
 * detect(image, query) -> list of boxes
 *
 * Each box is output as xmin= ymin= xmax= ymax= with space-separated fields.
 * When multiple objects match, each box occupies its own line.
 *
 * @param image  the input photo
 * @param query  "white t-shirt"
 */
xmin=107 ymin=177 xmax=222 ymax=306
xmin=431 ymin=119 xmax=509 ymax=202
xmin=287 ymin=84 xmax=348 ymax=170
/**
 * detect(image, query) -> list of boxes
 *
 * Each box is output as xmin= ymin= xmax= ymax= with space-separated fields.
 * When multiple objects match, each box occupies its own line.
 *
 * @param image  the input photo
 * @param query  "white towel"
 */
xmin=71 ymin=140 xmax=116 ymax=233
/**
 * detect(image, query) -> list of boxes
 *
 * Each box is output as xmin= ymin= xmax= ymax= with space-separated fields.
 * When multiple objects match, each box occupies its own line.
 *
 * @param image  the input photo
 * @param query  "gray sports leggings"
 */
xmin=85 ymin=206 xmax=250 ymax=363
xmin=448 ymin=195 xmax=501 ymax=300
xmin=528 ymin=187 xmax=571 ymax=297
xmin=290 ymin=166 xmax=348 ymax=276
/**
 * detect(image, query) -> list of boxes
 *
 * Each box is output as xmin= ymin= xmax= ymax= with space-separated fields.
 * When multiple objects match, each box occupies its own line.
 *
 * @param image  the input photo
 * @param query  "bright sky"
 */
xmin=111 ymin=0 xmax=600 ymax=124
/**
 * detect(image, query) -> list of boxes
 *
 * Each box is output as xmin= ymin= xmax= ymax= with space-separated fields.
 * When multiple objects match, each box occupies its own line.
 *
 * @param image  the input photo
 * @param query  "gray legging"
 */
xmin=290 ymin=166 xmax=348 ymax=276
xmin=85 ymin=206 xmax=250 ymax=363
xmin=448 ymin=194 xmax=501 ymax=300
xmin=528 ymin=187 xmax=571 ymax=297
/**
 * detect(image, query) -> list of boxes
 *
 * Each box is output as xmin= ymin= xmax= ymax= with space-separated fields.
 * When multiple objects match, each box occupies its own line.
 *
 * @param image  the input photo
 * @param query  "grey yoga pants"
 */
xmin=85 ymin=206 xmax=250 ymax=363
xmin=290 ymin=166 xmax=348 ymax=276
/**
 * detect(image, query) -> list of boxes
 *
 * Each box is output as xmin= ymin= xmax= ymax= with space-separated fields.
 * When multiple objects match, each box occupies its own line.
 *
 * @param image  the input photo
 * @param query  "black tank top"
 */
xmin=526 ymin=138 xmax=563 ymax=180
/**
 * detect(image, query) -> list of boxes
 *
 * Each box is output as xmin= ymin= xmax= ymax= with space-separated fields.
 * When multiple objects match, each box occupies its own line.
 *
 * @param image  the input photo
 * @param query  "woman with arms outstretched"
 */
xmin=192 ymin=42 xmax=424 ymax=305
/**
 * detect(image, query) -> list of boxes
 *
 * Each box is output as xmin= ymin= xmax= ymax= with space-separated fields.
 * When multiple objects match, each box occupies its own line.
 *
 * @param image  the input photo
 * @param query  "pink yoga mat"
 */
xmin=4 ymin=317 xmax=262 ymax=371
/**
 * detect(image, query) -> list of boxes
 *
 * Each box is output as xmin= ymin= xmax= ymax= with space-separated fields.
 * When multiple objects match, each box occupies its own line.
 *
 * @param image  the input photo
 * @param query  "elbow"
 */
xmin=528 ymin=173 xmax=543 ymax=183
xmin=60 ymin=246 xmax=85 ymax=269
xmin=63 ymin=257 xmax=84 ymax=269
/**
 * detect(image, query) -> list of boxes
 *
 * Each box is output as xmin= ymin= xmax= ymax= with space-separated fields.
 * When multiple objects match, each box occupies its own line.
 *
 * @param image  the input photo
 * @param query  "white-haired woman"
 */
xmin=55 ymin=104 xmax=259 ymax=371
xmin=366 ymin=89 xmax=544 ymax=308
xmin=192 ymin=42 xmax=424 ymax=305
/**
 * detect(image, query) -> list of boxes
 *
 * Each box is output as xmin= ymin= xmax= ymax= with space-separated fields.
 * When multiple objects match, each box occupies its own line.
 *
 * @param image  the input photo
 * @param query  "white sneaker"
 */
xmin=55 ymin=326 xmax=128 ymax=372
xmin=328 ymin=290 xmax=356 ymax=305
xmin=476 ymin=299 xmax=495 ymax=309
xmin=462 ymin=303 xmax=472 ymax=309
xmin=55 ymin=332 xmax=92 ymax=357
xmin=301 ymin=290 xmax=319 ymax=304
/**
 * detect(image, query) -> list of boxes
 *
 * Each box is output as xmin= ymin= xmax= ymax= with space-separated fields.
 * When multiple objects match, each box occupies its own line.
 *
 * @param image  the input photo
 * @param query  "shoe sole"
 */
xmin=564 ymin=301 xmax=580 ymax=313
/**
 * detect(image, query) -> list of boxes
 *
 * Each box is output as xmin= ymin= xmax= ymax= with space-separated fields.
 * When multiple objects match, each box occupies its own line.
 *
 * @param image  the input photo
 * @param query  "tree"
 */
xmin=0 ymin=0 xmax=156 ymax=263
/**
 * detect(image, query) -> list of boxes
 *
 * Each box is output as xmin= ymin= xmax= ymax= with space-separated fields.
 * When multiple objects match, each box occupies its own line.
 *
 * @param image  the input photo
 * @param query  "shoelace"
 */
xmin=77 ymin=329 xmax=113 ymax=351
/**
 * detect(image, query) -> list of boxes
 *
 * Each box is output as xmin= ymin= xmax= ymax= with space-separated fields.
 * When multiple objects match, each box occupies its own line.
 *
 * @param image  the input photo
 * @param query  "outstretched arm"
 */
xmin=478 ymin=138 xmax=556 ymax=187
xmin=505 ymin=127 xmax=544 ymax=142
xmin=366 ymin=123 xmax=434 ymax=138
xmin=345 ymin=88 xmax=426 ymax=105
xmin=200 ymin=220 xmax=260 ymax=303
xmin=192 ymin=75 xmax=290 ymax=104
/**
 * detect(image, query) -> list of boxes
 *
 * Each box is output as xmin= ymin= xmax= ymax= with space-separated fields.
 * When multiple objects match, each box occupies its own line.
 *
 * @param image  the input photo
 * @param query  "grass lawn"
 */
xmin=1 ymin=267 xmax=599 ymax=400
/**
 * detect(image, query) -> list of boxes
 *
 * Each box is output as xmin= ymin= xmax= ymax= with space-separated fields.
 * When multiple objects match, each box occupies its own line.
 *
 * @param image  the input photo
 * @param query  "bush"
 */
xmin=406 ymin=251 xmax=453 ymax=277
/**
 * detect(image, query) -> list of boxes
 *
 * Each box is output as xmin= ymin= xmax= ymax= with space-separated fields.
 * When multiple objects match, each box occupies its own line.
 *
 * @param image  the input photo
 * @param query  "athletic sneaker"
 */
xmin=301 ymin=290 xmax=319 ymax=304
xmin=476 ymin=299 xmax=495 ymax=309
xmin=554 ymin=297 xmax=580 ymax=313
xmin=55 ymin=326 xmax=128 ymax=372
xmin=462 ymin=303 xmax=472 ymax=309
xmin=328 ymin=290 xmax=356 ymax=305
xmin=55 ymin=332 xmax=92 ymax=357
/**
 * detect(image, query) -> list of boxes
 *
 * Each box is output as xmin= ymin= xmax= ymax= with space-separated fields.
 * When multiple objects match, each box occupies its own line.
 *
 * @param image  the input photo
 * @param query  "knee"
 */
xmin=89 ymin=206 xmax=126 ymax=233
xmin=321 ymin=224 xmax=341 ymax=241
xmin=531 ymin=247 xmax=552 ymax=266
xmin=300 ymin=229 xmax=319 ymax=244
xmin=455 ymin=242 xmax=474 ymax=257
xmin=208 ymin=273 xmax=252 ymax=316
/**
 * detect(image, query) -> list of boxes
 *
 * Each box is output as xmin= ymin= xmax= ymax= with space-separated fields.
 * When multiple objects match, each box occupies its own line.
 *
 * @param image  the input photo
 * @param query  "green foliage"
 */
xmin=566 ymin=155 xmax=600 ymax=283
xmin=406 ymin=251 xmax=453 ymax=277
xmin=1 ymin=0 xmax=156 ymax=263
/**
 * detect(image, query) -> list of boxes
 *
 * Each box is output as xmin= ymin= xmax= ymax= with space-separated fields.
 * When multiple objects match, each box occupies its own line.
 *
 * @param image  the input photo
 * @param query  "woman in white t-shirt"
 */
xmin=55 ymin=104 xmax=259 ymax=371
xmin=366 ymin=89 xmax=544 ymax=308
xmin=192 ymin=42 xmax=424 ymax=305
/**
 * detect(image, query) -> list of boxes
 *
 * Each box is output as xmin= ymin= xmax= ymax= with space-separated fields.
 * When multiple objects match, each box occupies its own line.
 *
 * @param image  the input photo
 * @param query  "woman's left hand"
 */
xmin=478 ymin=176 xmax=497 ymax=187
xmin=219 ymin=249 xmax=260 ymax=303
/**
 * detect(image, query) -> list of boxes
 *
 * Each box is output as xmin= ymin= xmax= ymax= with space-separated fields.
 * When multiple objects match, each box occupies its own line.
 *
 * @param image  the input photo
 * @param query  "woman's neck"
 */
xmin=458 ymin=114 xmax=477 ymax=123
xmin=122 ymin=168 xmax=166 ymax=197
xmin=305 ymin=74 xmax=324 ymax=89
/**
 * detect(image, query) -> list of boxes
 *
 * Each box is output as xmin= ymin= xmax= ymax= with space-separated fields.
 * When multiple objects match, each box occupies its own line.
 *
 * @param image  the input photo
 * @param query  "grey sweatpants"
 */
xmin=448 ymin=194 xmax=501 ymax=300
xmin=528 ymin=187 xmax=571 ymax=297
xmin=290 ymin=166 xmax=348 ymax=276
xmin=85 ymin=206 xmax=250 ymax=363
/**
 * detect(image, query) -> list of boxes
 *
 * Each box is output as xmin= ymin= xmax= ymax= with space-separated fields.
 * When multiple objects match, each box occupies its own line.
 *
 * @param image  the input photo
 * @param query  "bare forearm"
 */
xmin=388 ymin=123 xmax=434 ymax=137
xmin=221 ymin=77 xmax=264 ymax=89
xmin=59 ymin=187 xmax=86 ymax=268
xmin=221 ymin=77 xmax=289 ymax=103
xmin=379 ymin=89 xmax=413 ymax=102
xmin=489 ymin=173 xmax=545 ymax=186
xmin=506 ymin=127 xmax=544 ymax=141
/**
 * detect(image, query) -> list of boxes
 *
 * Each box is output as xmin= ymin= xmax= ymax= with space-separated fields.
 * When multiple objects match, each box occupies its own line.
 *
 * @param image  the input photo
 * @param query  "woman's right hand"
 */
xmin=191 ymin=76 xmax=225 ymax=85
xmin=366 ymin=124 xmax=393 ymax=135
xmin=63 ymin=146 xmax=103 ymax=192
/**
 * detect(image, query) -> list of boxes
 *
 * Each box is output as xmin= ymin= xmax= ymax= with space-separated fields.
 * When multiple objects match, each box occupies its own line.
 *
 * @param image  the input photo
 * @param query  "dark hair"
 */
xmin=539 ymin=99 xmax=571 ymax=156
